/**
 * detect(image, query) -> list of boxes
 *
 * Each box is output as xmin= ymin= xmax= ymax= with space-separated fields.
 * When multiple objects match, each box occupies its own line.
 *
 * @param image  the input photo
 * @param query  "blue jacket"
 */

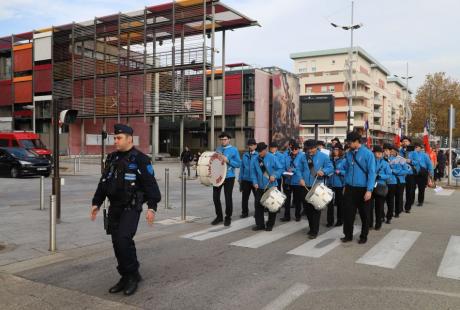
xmin=216 ymin=145 xmax=241 ymax=179
xmin=375 ymin=158 xmax=392 ymax=185
xmin=340 ymin=146 xmax=376 ymax=191
xmin=251 ymin=152 xmax=282 ymax=189
xmin=409 ymin=150 xmax=434 ymax=176
xmin=302 ymin=150 xmax=334 ymax=187
xmin=388 ymin=155 xmax=411 ymax=184
xmin=272 ymin=151 xmax=286 ymax=179
xmin=285 ymin=151 xmax=307 ymax=186
xmin=399 ymin=147 xmax=414 ymax=176
xmin=238 ymin=151 xmax=257 ymax=182
xmin=328 ymin=157 xmax=346 ymax=188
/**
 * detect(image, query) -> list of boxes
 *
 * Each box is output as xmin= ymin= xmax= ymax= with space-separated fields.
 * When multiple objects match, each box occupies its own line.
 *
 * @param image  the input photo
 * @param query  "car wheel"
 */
xmin=10 ymin=167 xmax=19 ymax=178
xmin=44 ymin=173 xmax=51 ymax=178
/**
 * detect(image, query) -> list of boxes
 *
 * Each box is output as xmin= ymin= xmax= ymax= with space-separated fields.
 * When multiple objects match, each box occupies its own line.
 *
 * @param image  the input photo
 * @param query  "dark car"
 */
xmin=0 ymin=147 xmax=51 ymax=178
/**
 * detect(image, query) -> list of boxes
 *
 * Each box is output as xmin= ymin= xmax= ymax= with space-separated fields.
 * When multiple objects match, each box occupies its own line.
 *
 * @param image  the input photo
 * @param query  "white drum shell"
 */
xmin=197 ymin=151 xmax=227 ymax=187
xmin=261 ymin=187 xmax=287 ymax=212
xmin=305 ymin=183 xmax=334 ymax=210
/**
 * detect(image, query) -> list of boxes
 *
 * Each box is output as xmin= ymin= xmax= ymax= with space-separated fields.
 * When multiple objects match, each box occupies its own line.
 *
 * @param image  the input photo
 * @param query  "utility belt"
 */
xmin=103 ymin=191 xmax=144 ymax=234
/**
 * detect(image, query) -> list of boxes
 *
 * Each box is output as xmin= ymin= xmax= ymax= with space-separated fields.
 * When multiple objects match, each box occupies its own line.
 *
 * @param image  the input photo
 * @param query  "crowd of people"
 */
xmin=208 ymin=131 xmax=435 ymax=244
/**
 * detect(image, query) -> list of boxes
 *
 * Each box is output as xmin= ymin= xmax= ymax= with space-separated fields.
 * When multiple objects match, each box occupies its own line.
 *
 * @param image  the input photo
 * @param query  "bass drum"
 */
xmin=197 ymin=151 xmax=227 ymax=187
xmin=305 ymin=182 xmax=334 ymax=210
xmin=260 ymin=187 xmax=286 ymax=212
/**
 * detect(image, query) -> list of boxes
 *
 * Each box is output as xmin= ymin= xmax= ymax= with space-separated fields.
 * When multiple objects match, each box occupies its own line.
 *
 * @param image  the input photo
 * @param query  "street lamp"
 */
xmin=331 ymin=1 xmax=363 ymax=134
xmin=394 ymin=63 xmax=413 ymax=136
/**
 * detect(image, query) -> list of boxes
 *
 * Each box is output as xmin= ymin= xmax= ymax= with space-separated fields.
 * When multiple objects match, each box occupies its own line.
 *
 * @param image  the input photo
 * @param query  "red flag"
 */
xmin=423 ymin=120 xmax=431 ymax=154
xmin=394 ymin=125 xmax=401 ymax=148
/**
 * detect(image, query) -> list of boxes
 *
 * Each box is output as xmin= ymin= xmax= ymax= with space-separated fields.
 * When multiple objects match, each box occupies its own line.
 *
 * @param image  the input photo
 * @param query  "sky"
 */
xmin=1 ymin=0 xmax=459 ymax=92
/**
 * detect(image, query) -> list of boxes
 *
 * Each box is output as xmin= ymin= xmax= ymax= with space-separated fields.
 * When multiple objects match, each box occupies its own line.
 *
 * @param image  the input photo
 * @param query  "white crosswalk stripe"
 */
xmin=287 ymin=226 xmax=360 ymax=258
xmin=261 ymin=283 xmax=310 ymax=310
xmin=181 ymin=217 xmax=257 ymax=241
xmin=231 ymin=220 xmax=309 ymax=249
xmin=356 ymin=229 xmax=421 ymax=269
xmin=437 ymin=236 xmax=460 ymax=280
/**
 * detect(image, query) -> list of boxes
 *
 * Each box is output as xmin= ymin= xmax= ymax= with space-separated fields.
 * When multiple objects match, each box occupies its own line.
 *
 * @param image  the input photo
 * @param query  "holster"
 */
xmin=103 ymin=208 xmax=110 ymax=235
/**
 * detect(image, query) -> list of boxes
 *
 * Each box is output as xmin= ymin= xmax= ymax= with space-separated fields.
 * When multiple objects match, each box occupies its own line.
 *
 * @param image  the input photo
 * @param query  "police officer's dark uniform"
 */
xmin=92 ymin=124 xmax=161 ymax=296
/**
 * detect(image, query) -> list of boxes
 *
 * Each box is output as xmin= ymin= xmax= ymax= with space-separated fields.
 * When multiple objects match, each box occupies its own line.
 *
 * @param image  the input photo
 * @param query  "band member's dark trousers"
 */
xmin=415 ymin=174 xmax=428 ymax=204
xmin=240 ymin=180 xmax=256 ymax=216
xmin=108 ymin=207 xmax=141 ymax=277
xmin=304 ymin=192 xmax=320 ymax=236
xmin=292 ymin=185 xmax=306 ymax=220
xmin=369 ymin=194 xmax=385 ymax=227
xmin=385 ymin=184 xmax=396 ymax=220
xmin=327 ymin=187 xmax=344 ymax=225
xmin=405 ymin=175 xmax=416 ymax=211
xmin=213 ymin=177 xmax=235 ymax=219
xmin=395 ymin=183 xmax=405 ymax=215
xmin=277 ymin=179 xmax=282 ymax=191
xmin=254 ymin=189 xmax=277 ymax=228
xmin=282 ymin=182 xmax=293 ymax=219
xmin=343 ymin=186 xmax=370 ymax=240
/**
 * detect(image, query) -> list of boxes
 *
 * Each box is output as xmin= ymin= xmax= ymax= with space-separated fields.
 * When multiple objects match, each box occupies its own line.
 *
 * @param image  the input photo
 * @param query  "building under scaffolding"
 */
xmin=0 ymin=0 xmax=258 ymax=156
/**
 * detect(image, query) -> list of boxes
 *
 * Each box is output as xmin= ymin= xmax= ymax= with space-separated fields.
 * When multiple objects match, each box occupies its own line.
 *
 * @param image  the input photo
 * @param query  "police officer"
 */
xmin=90 ymin=124 xmax=161 ymax=296
xmin=302 ymin=139 xmax=333 ymax=238
xmin=251 ymin=142 xmax=283 ymax=231
xmin=339 ymin=131 xmax=376 ymax=244
xmin=213 ymin=132 xmax=241 ymax=226
xmin=238 ymin=138 xmax=257 ymax=218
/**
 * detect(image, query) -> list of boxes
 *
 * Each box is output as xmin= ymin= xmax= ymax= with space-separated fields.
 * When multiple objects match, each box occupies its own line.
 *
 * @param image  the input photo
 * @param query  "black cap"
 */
xmin=269 ymin=142 xmax=278 ymax=148
xmin=304 ymin=139 xmax=317 ymax=150
xmin=383 ymin=143 xmax=393 ymax=150
xmin=401 ymin=136 xmax=412 ymax=143
xmin=316 ymin=140 xmax=325 ymax=147
xmin=346 ymin=131 xmax=361 ymax=143
xmin=373 ymin=145 xmax=383 ymax=153
xmin=247 ymin=138 xmax=257 ymax=146
xmin=333 ymin=143 xmax=343 ymax=150
xmin=392 ymin=145 xmax=400 ymax=152
xmin=413 ymin=141 xmax=422 ymax=148
xmin=114 ymin=124 xmax=133 ymax=135
xmin=331 ymin=137 xmax=341 ymax=143
xmin=291 ymin=142 xmax=300 ymax=149
xmin=256 ymin=142 xmax=268 ymax=152
xmin=219 ymin=132 xmax=232 ymax=139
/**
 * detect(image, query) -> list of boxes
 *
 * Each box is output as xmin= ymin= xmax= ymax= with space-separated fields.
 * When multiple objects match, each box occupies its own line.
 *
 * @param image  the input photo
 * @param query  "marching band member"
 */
xmin=269 ymin=141 xmax=285 ymax=191
xmin=400 ymin=136 xmax=416 ymax=212
xmin=383 ymin=144 xmax=397 ymax=223
xmin=302 ymin=140 xmax=333 ymax=239
xmin=370 ymin=145 xmax=391 ymax=230
xmin=251 ymin=142 xmax=283 ymax=231
xmin=327 ymin=143 xmax=345 ymax=227
xmin=238 ymin=139 xmax=258 ymax=218
xmin=409 ymin=142 xmax=434 ymax=207
xmin=212 ymin=132 xmax=241 ymax=226
xmin=280 ymin=139 xmax=298 ymax=221
xmin=340 ymin=132 xmax=376 ymax=244
xmin=388 ymin=145 xmax=411 ymax=218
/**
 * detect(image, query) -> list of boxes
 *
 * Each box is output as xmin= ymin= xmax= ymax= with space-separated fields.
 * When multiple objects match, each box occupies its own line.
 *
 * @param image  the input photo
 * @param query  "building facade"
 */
xmin=291 ymin=47 xmax=410 ymax=145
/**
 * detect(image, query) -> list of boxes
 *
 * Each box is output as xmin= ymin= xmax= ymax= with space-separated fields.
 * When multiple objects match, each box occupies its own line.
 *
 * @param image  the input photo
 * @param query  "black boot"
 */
xmin=211 ymin=217 xmax=223 ymax=225
xmin=123 ymin=274 xmax=140 ymax=296
xmin=109 ymin=277 xmax=127 ymax=294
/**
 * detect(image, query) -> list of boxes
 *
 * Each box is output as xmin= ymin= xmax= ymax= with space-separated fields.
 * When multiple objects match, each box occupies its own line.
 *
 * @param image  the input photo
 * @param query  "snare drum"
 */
xmin=260 ymin=187 xmax=287 ymax=212
xmin=197 ymin=151 xmax=227 ymax=187
xmin=305 ymin=182 xmax=334 ymax=210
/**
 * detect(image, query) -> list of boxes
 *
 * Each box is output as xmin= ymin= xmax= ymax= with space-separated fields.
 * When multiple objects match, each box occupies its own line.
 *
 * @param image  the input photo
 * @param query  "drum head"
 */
xmin=209 ymin=154 xmax=227 ymax=186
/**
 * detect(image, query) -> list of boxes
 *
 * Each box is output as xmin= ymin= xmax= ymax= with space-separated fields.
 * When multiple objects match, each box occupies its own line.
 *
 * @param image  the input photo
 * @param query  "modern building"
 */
xmin=291 ymin=47 xmax=411 ymax=144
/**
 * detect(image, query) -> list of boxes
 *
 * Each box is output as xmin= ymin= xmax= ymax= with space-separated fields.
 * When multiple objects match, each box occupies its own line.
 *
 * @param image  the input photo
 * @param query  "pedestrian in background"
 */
xmin=180 ymin=146 xmax=193 ymax=178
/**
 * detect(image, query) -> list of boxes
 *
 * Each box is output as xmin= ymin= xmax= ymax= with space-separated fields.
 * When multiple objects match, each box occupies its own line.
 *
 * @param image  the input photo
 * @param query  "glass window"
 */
xmin=0 ymin=139 xmax=8 ymax=147
xmin=321 ymin=86 xmax=327 ymax=93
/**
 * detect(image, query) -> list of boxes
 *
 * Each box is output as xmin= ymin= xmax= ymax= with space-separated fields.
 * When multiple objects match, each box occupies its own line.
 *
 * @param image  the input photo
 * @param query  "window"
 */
xmin=311 ymin=60 xmax=316 ymax=72
xmin=306 ymin=86 xmax=312 ymax=94
xmin=332 ymin=60 xmax=336 ymax=65
xmin=12 ymin=140 xmax=19 ymax=147
xmin=323 ymin=128 xmax=330 ymax=134
xmin=321 ymin=86 xmax=327 ymax=93
xmin=309 ymin=128 xmax=315 ymax=134
xmin=0 ymin=139 xmax=8 ymax=147
xmin=329 ymin=85 xmax=335 ymax=93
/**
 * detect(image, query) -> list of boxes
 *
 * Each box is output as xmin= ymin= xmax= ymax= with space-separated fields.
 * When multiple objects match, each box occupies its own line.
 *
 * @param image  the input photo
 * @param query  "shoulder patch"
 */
xmin=147 ymin=164 xmax=155 ymax=176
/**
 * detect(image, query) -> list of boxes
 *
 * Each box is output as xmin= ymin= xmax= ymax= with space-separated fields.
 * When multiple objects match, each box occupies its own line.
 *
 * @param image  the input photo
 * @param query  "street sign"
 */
xmin=452 ymin=168 xmax=460 ymax=179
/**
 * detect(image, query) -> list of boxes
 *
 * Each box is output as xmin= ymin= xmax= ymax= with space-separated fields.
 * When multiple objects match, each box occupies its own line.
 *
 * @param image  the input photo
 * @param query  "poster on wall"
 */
xmin=271 ymin=70 xmax=300 ymax=147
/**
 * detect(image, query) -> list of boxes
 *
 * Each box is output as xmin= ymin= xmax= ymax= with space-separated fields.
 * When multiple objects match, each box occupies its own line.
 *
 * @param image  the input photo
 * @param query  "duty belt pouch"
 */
xmin=103 ymin=208 xmax=110 ymax=235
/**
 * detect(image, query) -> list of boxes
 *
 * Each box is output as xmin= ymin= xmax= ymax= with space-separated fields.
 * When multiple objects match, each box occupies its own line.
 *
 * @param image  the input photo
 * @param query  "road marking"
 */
xmin=230 ymin=220 xmax=309 ymax=249
xmin=356 ymin=229 xmax=421 ymax=269
xmin=287 ymin=226 xmax=360 ymax=258
xmin=157 ymin=216 xmax=201 ymax=225
xmin=181 ymin=217 xmax=256 ymax=241
xmin=437 ymin=235 xmax=460 ymax=280
xmin=261 ymin=283 xmax=310 ymax=310
xmin=435 ymin=189 xmax=454 ymax=196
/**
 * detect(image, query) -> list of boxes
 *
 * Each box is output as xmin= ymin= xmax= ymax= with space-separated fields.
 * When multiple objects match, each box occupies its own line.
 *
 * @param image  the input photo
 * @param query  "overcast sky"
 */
xmin=1 ymin=0 xmax=459 ymax=92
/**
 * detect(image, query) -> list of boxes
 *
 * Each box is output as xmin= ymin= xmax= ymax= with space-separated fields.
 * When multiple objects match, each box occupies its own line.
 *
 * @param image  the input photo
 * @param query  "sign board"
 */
xmin=86 ymin=134 xmax=139 ymax=146
xmin=299 ymin=95 xmax=335 ymax=125
xmin=449 ymin=107 xmax=456 ymax=129
xmin=452 ymin=168 xmax=460 ymax=179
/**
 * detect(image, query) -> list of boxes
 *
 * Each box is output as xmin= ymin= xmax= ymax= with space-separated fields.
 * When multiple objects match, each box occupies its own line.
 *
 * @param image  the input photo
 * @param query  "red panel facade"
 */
xmin=0 ymin=80 xmax=12 ymax=106
xmin=225 ymin=73 xmax=242 ymax=115
xmin=14 ymin=80 xmax=32 ymax=103
xmin=14 ymin=48 xmax=33 ymax=72
xmin=34 ymin=64 xmax=52 ymax=93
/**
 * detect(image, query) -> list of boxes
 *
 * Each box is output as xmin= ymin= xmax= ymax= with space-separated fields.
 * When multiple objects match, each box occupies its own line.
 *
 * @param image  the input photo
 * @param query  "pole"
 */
xmin=346 ymin=1 xmax=354 ymax=134
xmin=165 ymin=168 xmax=170 ymax=209
xmin=49 ymin=194 xmax=56 ymax=252
xmin=40 ymin=176 xmax=45 ymax=210
xmin=210 ymin=1 xmax=216 ymax=150
xmin=180 ymin=116 xmax=184 ymax=155
xmin=181 ymin=171 xmax=187 ymax=221
xmin=448 ymin=104 xmax=454 ymax=186
xmin=405 ymin=62 xmax=410 ymax=136
xmin=222 ymin=30 xmax=226 ymax=132
xmin=78 ymin=156 xmax=81 ymax=172
xmin=74 ymin=156 xmax=77 ymax=175
xmin=314 ymin=124 xmax=319 ymax=141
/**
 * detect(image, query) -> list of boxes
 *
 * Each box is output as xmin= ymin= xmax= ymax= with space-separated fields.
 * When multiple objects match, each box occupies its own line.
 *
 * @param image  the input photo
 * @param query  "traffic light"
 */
xmin=59 ymin=109 xmax=78 ymax=125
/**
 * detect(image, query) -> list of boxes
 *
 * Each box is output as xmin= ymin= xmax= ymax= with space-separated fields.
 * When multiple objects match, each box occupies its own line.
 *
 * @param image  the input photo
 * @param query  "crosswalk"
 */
xmin=182 ymin=218 xmax=460 ymax=281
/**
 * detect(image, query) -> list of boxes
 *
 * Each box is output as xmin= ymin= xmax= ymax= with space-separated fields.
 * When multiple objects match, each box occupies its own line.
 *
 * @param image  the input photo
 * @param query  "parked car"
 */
xmin=0 ymin=147 xmax=51 ymax=178
xmin=0 ymin=132 xmax=52 ymax=159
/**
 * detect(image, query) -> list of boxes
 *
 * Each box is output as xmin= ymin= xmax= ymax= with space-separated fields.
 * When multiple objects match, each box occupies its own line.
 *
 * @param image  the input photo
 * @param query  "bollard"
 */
xmin=74 ymin=157 xmax=77 ymax=175
xmin=181 ymin=172 xmax=187 ymax=221
xmin=165 ymin=168 xmax=171 ymax=209
xmin=40 ymin=176 xmax=45 ymax=210
xmin=77 ymin=156 xmax=81 ymax=172
xmin=49 ymin=195 xmax=56 ymax=252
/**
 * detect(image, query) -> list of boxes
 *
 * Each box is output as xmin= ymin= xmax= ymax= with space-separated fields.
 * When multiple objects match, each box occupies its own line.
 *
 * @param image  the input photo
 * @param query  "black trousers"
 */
xmin=385 ymin=184 xmax=396 ymax=220
xmin=343 ymin=186 xmax=370 ymax=240
xmin=213 ymin=177 xmax=235 ymax=219
xmin=240 ymin=180 xmax=256 ymax=216
xmin=405 ymin=175 xmax=416 ymax=211
xmin=291 ymin=185 xmax=306 ymax=220
xmin=282 ymin=182 xmax=293 ymax=219
xmin=395 ymin=183 xmax=405 ymax=215
xmin=304 ymin=199 xmax=320 ymax=236
xmin=327 ymin=187 xmax=344 ymax=225
xmin=415 ymin=174 xmax=428 ymax=204
xmin=254 ymin=189 xmax=277 ymax=228
xmin=108 ymin=207 xmax=141 ymax=277
xmin=369 ymin=194 xmax=385 ymax=227
xmin=277 ymin=179 xmax=282 ymax=191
